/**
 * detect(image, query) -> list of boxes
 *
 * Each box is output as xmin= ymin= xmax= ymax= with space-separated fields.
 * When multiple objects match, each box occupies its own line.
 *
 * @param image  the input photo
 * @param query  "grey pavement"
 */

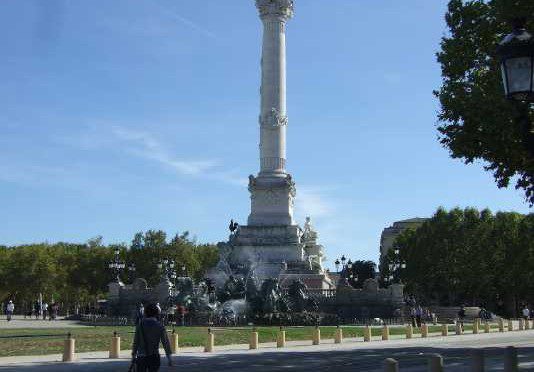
xmin=1 ymin=329 xmax=534 ymax=371
xmin=0 ymin=316 xmax=85 ymax=329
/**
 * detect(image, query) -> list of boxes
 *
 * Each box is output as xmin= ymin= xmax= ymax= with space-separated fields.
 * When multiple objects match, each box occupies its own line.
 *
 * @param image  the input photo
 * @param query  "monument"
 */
xmin=215 ymin=0 xmax=333 ymax=291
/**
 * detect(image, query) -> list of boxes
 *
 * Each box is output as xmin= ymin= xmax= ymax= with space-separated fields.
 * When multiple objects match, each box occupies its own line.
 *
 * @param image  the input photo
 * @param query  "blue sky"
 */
xmin=0 ymin=0 xmax=531 ymax=267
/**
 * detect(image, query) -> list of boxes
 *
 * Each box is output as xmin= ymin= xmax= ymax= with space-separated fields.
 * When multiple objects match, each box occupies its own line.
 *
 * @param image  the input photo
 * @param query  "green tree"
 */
xmin=346 ymin=260 xmax=376 ymax=288
xmin=435 ymin=0 xmax=534 ymax=204
xmin=384 ymin=207 xmax=533 ymax=316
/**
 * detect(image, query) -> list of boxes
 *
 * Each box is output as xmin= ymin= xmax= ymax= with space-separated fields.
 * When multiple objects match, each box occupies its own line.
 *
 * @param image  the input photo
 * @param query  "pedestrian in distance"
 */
xmin=522 ymin=305 xmax=530 ymax=321
xmin=6 ymin=300 xmax=14 ymax=321
xmin=131 ymin=303 xmax=172 ymax=372
xmin=42 ymin=302 xmax=48 ymax=320
xmin=458 ymin=305 xmax=466 ymax=332
xmin=410 ymin=307 xmax=417 ymax=328
xmin=50 ymin=303 xmax=59 ymax=320
xmin=415 ymin=305 xmax=423 ymax=327
xmin=135 ymin=303 xmax=144 ymax=326
xmin=34 ymin=301 xmax=41 ymax=320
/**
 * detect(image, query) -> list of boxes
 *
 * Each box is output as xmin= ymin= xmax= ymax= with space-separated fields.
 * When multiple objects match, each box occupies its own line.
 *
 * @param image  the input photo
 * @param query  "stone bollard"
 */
xmin=364 ymin=325 xmax=371 ymax=342
xmin=170 ymin=330 xmax=179 ymax=354
xmin=508 ymin=319 xmax=514 ymax=332
xmin=455 ymin=322 xmax=463 ymax=335
xmin=421 ymin=323 xmax=428 ymax=338
xmin=109 ymin=331 xmax=120 ymax=359
xmin=504 ymin=346 xmax=518 ymax=372
xmin=277 ymin=327 xmax=286 ymax=348
xmin=335 ymin=326 xmax=343 ymax=344
xmin=62 ymin=332 xmax=75 ymax=362
xmin=405 ymin=324 xmax=413 ymax=339
xmin=428 ymin=354 xmax=443 ymax=372
xmin=498 ymin=318 xmax=505 ymax=333
xmin=473 ymin=319 xmax=479 ymax=334
xmin=441 ymin=324 xmax=448 ymax=337
xmin=204 ymin=329 xmax=214 ymax=353
xmin=312 ymin=326 xmax=321 ymax=345
xmin=384 ymin=358 xmax=399 ymax=372
xmin=471 ymin=349 xmax=484 ymax=372
xmin=519 ymin=318 xmax=524 ymax=331
xmin=484 ymin=322 xmax=490 ymax=334
xmin=249 ymin=328 xmax=259 ymax=350
xmin=382 ymin=325 xmax=390 ymax=341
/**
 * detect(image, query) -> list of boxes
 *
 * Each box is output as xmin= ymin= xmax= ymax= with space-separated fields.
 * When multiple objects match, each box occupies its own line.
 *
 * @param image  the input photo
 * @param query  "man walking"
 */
xmin=6 ymin=300 xmax=14 ymax=321
xmin=42 ymin=302 xmax=48 ymax=320
xmin=458 ymin=305 xmax=466 ymax=332
xmin=522 ymin=305 xmax=530 ymax=321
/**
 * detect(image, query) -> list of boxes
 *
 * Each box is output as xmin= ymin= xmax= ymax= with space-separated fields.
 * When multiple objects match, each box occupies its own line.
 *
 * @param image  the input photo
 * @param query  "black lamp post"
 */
xmin=158 ymin=259 xmax=178 ymax=281
xmin=108 ymin=249 xmax=126 ymax=282
xmin=497 ymin=17 xmax=534 ymax=156
xmin=387 ymin=248 xmax=406 ymax=284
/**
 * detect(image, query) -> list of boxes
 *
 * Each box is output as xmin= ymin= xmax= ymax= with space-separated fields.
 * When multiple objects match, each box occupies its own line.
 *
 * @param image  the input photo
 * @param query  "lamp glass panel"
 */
xmin=506 ymin=57 xmax=532 ymax=93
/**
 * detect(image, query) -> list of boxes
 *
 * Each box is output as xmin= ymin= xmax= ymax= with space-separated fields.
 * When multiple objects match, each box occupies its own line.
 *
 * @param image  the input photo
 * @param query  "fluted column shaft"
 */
xmin=259 ymin=18 xmax=287 ymax=175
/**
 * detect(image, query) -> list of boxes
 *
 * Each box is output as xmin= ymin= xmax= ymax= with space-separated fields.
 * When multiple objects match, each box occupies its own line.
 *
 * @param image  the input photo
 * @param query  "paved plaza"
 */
xmin=0 ymin=316 xmax=85 ymax=329
xmin=1 ymin=329 xmax=534 ymax=371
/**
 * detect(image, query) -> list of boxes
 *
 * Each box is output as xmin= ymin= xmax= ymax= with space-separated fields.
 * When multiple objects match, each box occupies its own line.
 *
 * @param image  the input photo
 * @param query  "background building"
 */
xmin=379 ymin=218 xmax=428 ymax=259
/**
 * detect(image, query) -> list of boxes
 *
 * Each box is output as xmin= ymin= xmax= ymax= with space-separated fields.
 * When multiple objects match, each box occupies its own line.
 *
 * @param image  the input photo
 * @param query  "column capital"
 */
xmin=256 ymin=0 xmax=294 ymax=21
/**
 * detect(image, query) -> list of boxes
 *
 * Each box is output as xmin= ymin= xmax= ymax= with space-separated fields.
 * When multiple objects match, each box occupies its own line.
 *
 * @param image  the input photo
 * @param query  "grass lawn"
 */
xmin=0 ymin=324 xmax=498 ymax=357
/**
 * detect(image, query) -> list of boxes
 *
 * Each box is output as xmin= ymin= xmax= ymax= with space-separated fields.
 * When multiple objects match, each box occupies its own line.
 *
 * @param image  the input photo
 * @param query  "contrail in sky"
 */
xmin=151 ymin=1 xmax=219 ymax=41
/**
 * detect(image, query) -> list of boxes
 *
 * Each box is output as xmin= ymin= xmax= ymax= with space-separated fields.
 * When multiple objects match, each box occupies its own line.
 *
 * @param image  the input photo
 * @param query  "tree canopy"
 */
xmin=381 ymin=207 xmax=534 ymax=316
xmin=0 ymin=231 xmax=218 ymax=311
xmin=435 ymin=0 xmax=534 ymax=204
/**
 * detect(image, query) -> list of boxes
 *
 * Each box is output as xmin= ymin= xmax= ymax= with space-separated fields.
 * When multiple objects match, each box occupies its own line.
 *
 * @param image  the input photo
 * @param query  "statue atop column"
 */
xmin=256 ymin=0 xmax=294 ymax=19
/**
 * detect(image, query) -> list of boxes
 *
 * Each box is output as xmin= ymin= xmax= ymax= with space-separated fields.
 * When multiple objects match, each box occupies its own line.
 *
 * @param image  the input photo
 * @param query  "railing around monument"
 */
xmin=282 ymin=288 xmax=337 ymax=299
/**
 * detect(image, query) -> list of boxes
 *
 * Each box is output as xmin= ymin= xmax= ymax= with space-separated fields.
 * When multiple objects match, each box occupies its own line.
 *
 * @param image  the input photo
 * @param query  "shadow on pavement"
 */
xmin=1 ymin=346 xmax=533 ymax=372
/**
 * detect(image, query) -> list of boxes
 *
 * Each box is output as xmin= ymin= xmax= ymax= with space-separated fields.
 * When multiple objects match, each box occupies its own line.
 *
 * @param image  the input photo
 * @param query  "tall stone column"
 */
xmin=257 ymin=0 xmax=293 ymax=176
xmin=248 ymin=0 xmax=295 ymax=226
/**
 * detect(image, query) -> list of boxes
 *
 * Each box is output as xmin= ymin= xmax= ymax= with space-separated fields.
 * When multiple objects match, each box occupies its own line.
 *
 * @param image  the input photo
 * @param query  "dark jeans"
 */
xmin=136 ymin=354 xmax=161 ymax=372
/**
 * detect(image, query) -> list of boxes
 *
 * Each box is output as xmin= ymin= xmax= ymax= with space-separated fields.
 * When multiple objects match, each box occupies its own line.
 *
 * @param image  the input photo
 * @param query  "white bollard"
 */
xmin=62 ymin=333 xmax=75 ymax=362
xmin=109 ymin=331 xmax=120 ymax=359
xmin=382 ymin=325 xmax=390 ymax=341
xmin=364 ymin=325 xmax=371 ymax=342
xmin=335 ymin=326 xmax=343 ymax=344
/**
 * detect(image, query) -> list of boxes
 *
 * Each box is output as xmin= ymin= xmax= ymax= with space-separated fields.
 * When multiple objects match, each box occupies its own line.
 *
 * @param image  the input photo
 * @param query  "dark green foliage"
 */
xmin=435 ymin=0 xmax=534 ymax=204
xmin=0 ymin=231 xmax=218 ymax=309
xmin=382 ymin=207 xmax=534 ymax=316
xmin=345 ymin=260 xmax=376 ymax=288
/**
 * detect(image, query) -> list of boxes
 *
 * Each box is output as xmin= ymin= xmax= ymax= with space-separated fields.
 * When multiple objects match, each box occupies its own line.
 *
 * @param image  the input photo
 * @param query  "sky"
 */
xmin=0 ymin=0 xmax=531 ymax=268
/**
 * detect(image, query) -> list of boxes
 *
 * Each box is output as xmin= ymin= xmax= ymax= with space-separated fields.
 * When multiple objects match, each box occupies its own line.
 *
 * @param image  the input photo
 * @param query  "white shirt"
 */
xmin=6 ymin=303 xmax=14 ymax=312
xmin=523 ymin=308 xmax=530 ymax=317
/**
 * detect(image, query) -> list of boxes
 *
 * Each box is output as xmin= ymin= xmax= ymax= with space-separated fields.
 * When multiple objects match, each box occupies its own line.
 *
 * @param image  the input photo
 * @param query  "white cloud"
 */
xmin=294 ymin=186 xmax=335 ymax=220
xmin=111 ymin=126 xmax=217 ymax=176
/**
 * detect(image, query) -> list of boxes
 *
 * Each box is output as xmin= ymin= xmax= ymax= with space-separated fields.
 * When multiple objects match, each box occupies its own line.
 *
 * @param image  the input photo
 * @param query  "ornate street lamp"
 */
xmin=158 ymin=259 xmax=177 ymax=281
xmin=108 ymin=249 xmax=126 ymax=282
xmin=334 ymin=259 xmax=340 ymax=273
xmin=340 ymin=255 xmax=346 ymax=269
xmin=498 ymin=18 xmax=534 ymax=101
xmin=498 ymin=17 xmax=534 ymax=156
